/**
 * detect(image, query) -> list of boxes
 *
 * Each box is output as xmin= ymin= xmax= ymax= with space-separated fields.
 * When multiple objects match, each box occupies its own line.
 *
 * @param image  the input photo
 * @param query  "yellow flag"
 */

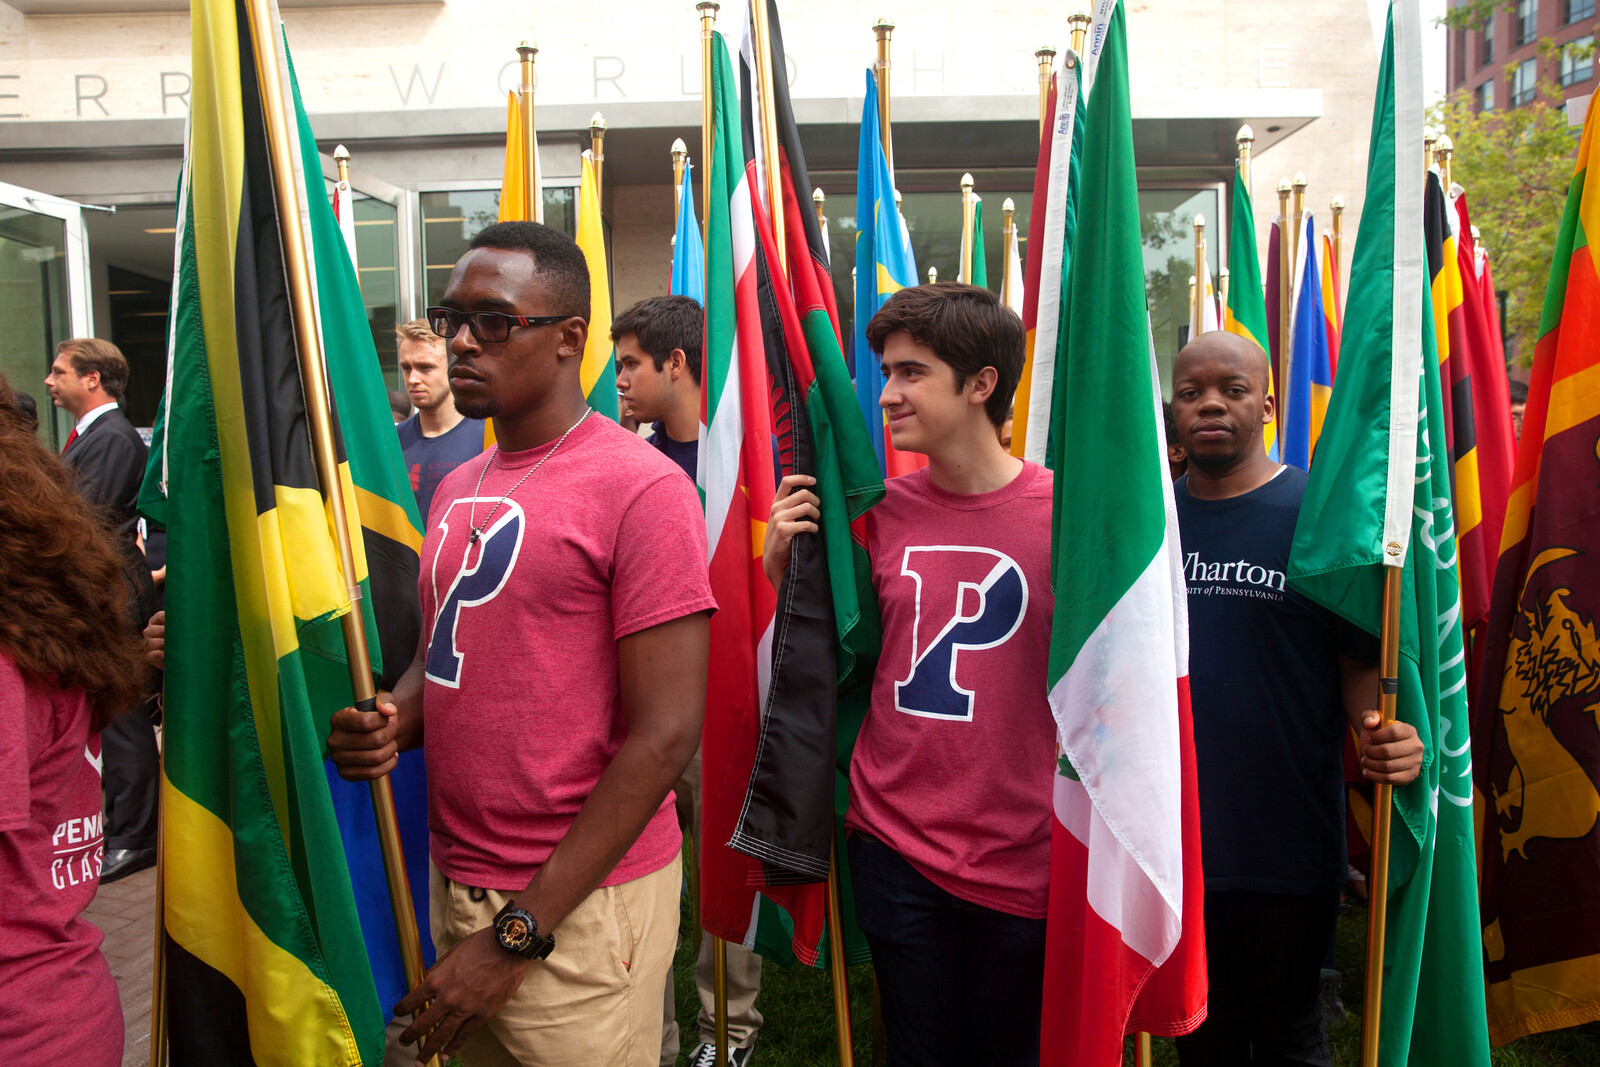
xmin=576 ymin=151 xmax=617 ymax=419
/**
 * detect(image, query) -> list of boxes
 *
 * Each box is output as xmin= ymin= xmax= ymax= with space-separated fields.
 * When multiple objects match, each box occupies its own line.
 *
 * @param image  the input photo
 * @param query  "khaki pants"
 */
xmin=389 ymin=859 xmax=680 ymax=1067
xmin=660 ymin=747 xmax=764 ymax=1065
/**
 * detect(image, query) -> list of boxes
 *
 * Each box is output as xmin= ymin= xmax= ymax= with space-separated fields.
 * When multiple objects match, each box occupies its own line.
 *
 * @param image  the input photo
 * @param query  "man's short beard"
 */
xmin=454 ymin=395 xmax=499 ymax=421
xmin=1186 ymin=446 xmax=1244 ymax=475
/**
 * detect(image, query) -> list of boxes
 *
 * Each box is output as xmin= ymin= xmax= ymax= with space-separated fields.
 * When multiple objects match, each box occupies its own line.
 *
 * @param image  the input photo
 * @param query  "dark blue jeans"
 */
xmin=849 ymin=833 xmax=1047 ymax=1067
xmin=1174 ymin=888 xmax=1339 ymax=1067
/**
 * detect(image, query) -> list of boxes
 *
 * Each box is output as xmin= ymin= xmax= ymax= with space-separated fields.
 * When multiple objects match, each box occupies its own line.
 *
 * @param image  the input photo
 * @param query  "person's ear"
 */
xmin=556 ymin=318 xmax=589 ymax=362
xmin=83 ymin=370 xmax=101 ymax=394
xmin=1261 ymin=388 xmax=1276 ymax=425
xmin=669 ymin=348 xmax=688 ymax=381
xmin=968 ymin=366 xmax=999 ymax=408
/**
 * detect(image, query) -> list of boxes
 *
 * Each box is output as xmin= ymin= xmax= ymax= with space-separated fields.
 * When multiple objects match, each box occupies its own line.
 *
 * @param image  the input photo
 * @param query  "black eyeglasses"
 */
xmin=426 ymin=307 xmax=577 ymax=344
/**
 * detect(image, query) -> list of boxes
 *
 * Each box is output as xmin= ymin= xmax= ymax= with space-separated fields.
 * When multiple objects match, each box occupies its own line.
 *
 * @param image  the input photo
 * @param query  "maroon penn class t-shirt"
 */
xmin=419 ymin=415 xmax=717 ymax=891
xmin=0 ymin=651 xmax=123 ymax=1064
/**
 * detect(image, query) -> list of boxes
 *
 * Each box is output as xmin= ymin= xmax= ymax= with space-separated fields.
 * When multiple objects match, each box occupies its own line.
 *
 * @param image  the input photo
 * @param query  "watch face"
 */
xmin=500 ymin=914 xmax=532 ymax=950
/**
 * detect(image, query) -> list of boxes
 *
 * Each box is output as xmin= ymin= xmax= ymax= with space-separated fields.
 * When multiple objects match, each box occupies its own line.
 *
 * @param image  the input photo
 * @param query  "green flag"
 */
xmin=1223 ymin=159 xmax=1275 ymax=459
xmin=971 ymin=196 xmax=988 ymax=288
xmin=1286 ymin=4 xmax=1490 ymax=1064
xmin=137 ymin=2 xmax=423 ymax=1060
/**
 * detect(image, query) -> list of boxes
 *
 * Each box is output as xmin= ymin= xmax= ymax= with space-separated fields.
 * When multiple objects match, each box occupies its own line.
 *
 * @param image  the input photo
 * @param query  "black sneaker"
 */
xmin=688 ymin=1042 xmax=754 ymax=1067
xmin=1320 ymin=968 xmax=1348 ymax=1025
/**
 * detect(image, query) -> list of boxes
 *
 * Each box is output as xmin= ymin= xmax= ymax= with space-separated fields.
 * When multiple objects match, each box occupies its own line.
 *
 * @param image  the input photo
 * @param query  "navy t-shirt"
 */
xmin=397 ymin=413 xmax=487 ymax=523
xmin=1175 ymin=465 xmax=1376 ymax=895
xmin=648 ymin=421 xmax=782 ymax=486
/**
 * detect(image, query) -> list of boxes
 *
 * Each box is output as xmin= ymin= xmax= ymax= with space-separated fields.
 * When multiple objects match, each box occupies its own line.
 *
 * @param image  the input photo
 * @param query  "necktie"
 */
xmin=62 ymin=427 xmax=78 ymax=454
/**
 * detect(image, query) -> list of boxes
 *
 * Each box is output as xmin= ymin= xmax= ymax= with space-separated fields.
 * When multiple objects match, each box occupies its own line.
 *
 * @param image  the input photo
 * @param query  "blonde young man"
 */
xmin=395 ymin=318 xmax=488 ymax=521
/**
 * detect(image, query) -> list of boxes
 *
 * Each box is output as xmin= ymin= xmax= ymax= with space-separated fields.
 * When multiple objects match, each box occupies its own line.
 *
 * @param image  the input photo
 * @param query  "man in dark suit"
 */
xmin=46 ymin=338 xmax=161 ymax=883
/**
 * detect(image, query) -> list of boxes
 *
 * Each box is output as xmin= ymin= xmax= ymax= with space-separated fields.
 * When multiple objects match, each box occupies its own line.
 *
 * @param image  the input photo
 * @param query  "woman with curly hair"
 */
xmin=0 ymin=372 xmax=147 ymax=1065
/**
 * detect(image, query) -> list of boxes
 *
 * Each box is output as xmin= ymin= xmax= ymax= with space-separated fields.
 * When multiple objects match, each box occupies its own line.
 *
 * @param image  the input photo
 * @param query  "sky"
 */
xmin=1371 ymin=0 xmax=1450 ymax=103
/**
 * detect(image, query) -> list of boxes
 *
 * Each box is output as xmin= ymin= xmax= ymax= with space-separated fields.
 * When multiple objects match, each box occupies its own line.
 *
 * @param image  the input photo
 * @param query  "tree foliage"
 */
xmin=1429 ymin=82 xmax=1579 ymax=360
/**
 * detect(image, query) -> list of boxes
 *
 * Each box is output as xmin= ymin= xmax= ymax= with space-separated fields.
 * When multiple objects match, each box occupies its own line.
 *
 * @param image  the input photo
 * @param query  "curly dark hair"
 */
xmin=0 ymin=374 xmax=146 ymax=730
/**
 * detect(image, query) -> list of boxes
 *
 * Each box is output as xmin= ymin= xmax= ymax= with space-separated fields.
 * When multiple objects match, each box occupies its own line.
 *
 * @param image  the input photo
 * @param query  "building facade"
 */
xmin=1 ymin=0 xmax=1381 ymax=448
xmin=1447 ymin=0 xmax=1597 ymax=111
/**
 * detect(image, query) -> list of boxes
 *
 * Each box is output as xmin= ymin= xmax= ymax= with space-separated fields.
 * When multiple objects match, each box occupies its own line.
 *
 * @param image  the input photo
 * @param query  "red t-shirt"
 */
xmin=846 ymin=463 xmax=1058 ymax=918
xmin=0 ymin=652 xmax=123 ymax=1064
xmin=420 ymin=415 xmax=717 ymax=891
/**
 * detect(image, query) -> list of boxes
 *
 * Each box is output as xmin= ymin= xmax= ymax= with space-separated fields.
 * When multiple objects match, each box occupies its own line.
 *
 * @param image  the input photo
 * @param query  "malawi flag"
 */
xmin=1287 ymin=5 xmax=1490 ymax=1064
xmin=1224 ymin=162 xmax=1278 ymax=460
xmin=1011 ymin=53 xmax=1084 ymax=466
xmin=136 ymin=0 xmax=426 ymax=1061
xmin=1039 ymin=6 xmax=1207 ymax=1063
xmin=1474 ymin=89 xmax=1600 ymax=1047
xmin=729 ymin=0 xmax=883 ymax=958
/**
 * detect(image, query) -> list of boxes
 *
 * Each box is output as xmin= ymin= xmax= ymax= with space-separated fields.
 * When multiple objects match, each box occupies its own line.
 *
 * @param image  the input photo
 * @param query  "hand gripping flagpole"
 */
xmin=239 ymin=3 xmax=435 ymax=1065
xmin=1360 ymin=563 xmax=1405 ymax=1067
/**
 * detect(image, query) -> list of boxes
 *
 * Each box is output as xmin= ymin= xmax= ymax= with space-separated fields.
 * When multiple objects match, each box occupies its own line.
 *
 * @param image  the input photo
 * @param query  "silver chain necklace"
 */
xmin=467 ymin=408 xmax=594 ymax=544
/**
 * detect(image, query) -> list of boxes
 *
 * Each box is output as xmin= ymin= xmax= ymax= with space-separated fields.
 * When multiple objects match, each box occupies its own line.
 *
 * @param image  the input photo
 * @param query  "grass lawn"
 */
xmin=665 ymin=874 xmax=1600 ymax=1066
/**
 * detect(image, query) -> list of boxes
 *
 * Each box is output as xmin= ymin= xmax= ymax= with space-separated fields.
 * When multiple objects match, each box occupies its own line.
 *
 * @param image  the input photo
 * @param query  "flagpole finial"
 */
xmin=813 ymin=187 xmax=826 ymax=205
xmin=874 ymin=15 xmax=895 ymax=34
xmin=1036 ymin=44 xmax=1057 ymax=60
xmin=589 ymin=112 xmax=606 ymax=136
xmin=1002 ymin=196 xmax=1015 ymax=212
xmin=516 ymin=40 xmax=537 ymax=59
xmin=1236 ymin=124 xmax=1254 ymax=145
xmin=1068 ymin=9 xmax=1092 ymax=53
xmin=1331 ymin=194 xmax=1344 ymax=212
xmin=1292 ymin=172 xmax=1307 ymax=191
xmin=961 ymin=173 xmax=975 ymax=192
xmin=697 ymin=1 xmax=720 ymax=16
xmin=928 ymin=266 xmax=937 ymax=284
xmin=1194 ymin=214 xmax=1205 ymax=232
xmin=1278 ymin=177 xmax=1292 ymax=194
xmin=333 ymin=144 xmax=350 ymax=162
xmin=671 ymin=137 xmax=688 ymax=162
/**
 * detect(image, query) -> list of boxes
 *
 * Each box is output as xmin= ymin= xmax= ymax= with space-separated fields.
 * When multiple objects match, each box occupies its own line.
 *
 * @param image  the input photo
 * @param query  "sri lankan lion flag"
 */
xmin=138 ymin=0 xmax=424 ymax=1061
xmin=1475 ymin=89 xmax=1600 ymax=1046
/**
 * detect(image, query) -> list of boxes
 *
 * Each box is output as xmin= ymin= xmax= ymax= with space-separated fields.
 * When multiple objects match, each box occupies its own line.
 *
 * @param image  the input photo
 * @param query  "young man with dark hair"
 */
xmin=328 ymin=220 xmax=715 ymax=1067
xmin=1507 ymin=377 xmax=1528 ymax=443
xmin=611 ymin=295 xmax=704 ymax=483
xmin=766 ymin=283 xmax=1054 ymax=1065
xmin=1168 ymin=331 xmax=1424 ymax=1066
xmin=394 ymin=317 xmax=487 ymax=522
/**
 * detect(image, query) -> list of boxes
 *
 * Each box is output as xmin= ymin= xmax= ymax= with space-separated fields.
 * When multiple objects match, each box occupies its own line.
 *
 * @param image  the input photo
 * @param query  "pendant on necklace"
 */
xmin=470 ymin=528 xmax=482 ymax=544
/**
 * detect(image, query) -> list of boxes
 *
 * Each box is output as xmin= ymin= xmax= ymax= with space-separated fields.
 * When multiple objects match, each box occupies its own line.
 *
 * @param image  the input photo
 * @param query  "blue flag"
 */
xmin=853 ymin=69 xmax=919 ymax=474
xmin=671 ymin=160 xmax=705 ymax=305
xmin=1283 ymin=211 xmax=1334 ymax=470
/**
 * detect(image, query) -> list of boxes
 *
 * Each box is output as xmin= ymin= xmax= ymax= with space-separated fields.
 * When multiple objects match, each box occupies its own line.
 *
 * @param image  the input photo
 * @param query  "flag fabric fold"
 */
xmin=1320 ymin=231 xmax=1343 ymax=379
xmin=576 ymin=151 xmax=618 ymax=421
xmin=1224 ymin=165 xmax=1277 ymax=460
xmin=1286 ymin=5 xmax=1490 ymax=1064
xmin=137 ymin=1 xmax=429 ymax=1060
xmin=1040 ymin=5 xmax=1207 ymax=1063
xmin=853 ymin=70 xmax=924 ymax=478
xmin=1011 ymin=50 xmax=1084 ymax=466
xmin=1283 ymin=211 xmax=1334 ymax=470
xmin=1474 ymin=89 xmax=1600 ymax=1047
xmin=671 ymin=161 xmax=705 ymax=305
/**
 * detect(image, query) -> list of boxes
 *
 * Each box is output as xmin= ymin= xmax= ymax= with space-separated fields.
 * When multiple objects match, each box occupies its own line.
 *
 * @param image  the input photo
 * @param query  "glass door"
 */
xmin=0 ymin=181 xmax=93 ymax=449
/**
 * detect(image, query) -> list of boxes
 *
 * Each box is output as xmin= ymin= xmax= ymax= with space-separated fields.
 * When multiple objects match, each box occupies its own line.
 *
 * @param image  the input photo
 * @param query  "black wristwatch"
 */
xmin=493 ymin=901 xmax=555 ymax=960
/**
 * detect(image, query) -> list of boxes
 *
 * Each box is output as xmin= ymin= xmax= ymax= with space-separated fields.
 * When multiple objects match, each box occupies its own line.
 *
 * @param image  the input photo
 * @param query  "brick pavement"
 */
xmin=84 ymin=866 xmax=158 ymax=1067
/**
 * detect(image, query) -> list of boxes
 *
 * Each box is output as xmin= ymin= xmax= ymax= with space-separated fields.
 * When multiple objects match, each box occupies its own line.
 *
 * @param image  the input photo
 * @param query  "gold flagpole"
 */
xmin=333 ymin=143 xmax=351 ymax=190
xmin=1437 ymin=133 xmax=1454 ymax=190
xmin=1069 ymin=9 xmax=1091 ymax=59
xmin=874 ymin=18 xmax=894 ymax=170
xmin=927 ymin=265 xmax=937 ymax=284
xmin=751 ymin=0 xmax=787 ymax=273
xmin=699 ymin=2 xmax=719 ymax=247
xmin=1220 ymin=267 xmax=1230 ymax=307
xmin=828 ymin=838 xmax=857 ymax=1067
xmin=958 ymin=173 xmax=976 ymax=283
xmin=1331 ymin=194 xmax=1344 ymax=289
xmin=672 ymin=137 xmax=689 ymax=213
xmin=1236 ymin=124 xmax=1253 ymax=196
xmin=1276 ymin=177 xmax=1292 ymax=443
xmin=1188 ymin=274 xmax=1196 ymax=332
xmin=1035 ymin=45 xmax=1056 ymax=142
xmin=239 ymin=3 xmax=434 ymax=1066
xmin=517 ymin=42 xmax=541 ymax=224
xmin=814 ymin=187 xmax=827 ymax=230
xmin=1192 ymin=214 xmax=1207 ymax=337
xmin=1291 ymin=171 xmax=1307 ymax=276
xmin=1137 ymin=1032 xmax=1153 ymax=1067
xmin=1360 ymin=562 xmax=1406 ymax=1067
xmin=1424 ymin=125 xmax=1438 ymax=173
xmin=590 ymin=112 xmax=607 ymax=204
xmin=1000 ymin=197 xmax=1017 ymax=308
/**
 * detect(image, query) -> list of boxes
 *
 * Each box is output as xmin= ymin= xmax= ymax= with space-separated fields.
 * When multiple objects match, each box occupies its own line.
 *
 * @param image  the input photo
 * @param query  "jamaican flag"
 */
xmin=139 ymin=0 xmax=423 ymax=1061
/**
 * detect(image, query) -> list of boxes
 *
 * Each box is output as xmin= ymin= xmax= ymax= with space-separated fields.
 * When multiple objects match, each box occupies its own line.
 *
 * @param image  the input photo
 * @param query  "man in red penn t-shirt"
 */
xmin=328 ymin=221 xmax=714 ymax=1067
xmin=765 ymin=284 xmax=1055 ymax=1066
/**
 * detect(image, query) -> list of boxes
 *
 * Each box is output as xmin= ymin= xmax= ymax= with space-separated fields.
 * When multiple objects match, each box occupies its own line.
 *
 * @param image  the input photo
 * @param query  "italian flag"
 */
xmin=1039 ymin=3 xmax=1207 ymax=1062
